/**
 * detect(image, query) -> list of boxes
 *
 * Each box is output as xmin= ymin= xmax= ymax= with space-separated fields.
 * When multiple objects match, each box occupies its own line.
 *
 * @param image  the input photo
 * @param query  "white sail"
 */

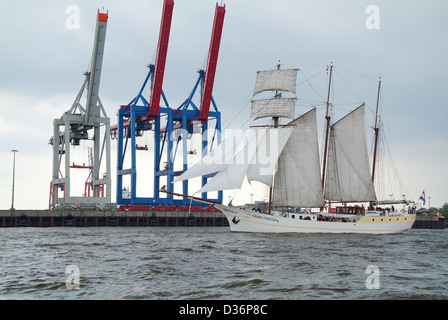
xmin=197 ymin=127 xmax=293 ymax=194
xmin=173 ymin=118 xmax=255 ymax=183
xmin=246 ymin=127 xmax=293 ymax=187
xmin=324 ymin=105 xmax=377 ymax=202
xmin=196 ymin=128 xmax=265 ymax=194
xmin=273 ymin=109 xmax=325 ymax=208
xmin=251 ymin=98 xmax=296 ymax=120
xmin=253 ymin=69 xmax=298 ymax=96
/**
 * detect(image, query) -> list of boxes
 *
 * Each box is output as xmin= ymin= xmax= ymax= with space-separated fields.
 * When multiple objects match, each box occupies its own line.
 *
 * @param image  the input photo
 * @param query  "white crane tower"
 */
xmin=49 ymin=10 xmax=111 ymax=209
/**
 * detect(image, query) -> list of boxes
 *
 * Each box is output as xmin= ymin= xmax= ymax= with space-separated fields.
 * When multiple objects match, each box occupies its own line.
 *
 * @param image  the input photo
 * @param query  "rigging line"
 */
xmin=296 ymin=97 xmax=326 ymax=104
xmin=298 ymin=69 xmax=327 ymax=101
xmin=371 ymin=110 xmax=407 ymax=200
xmin=200 ymin=49 xmax=208 ymax=71
xmin=334 ymin=69 xmax=365 ymax=105
xmin=302 ymin=64 xmax=328 ymax=68
xmin=331 ymin=88 xmax=374 ymax=132
xmin=335 ymin=66 xmax=378 ymax=82
xmin=375 ymin=130 xmax=408 ymax=200
xmin=332 ymin=102 xmax=368 ymax=108
xmin=297 ymin=68 xmax=327 ymax=86
xmin=86 ymin=56 xmax=92 ymax=74
xmin=149 ymin=46 xmax=157 ymax=66
xmin=313 ymin=105 xmax=328 ymax=114
xmin=222 ymin=95 xmax=252 ymax=130
xmin=296 ymin=100 xmax=327 ymax=109
xmin=378 ymin=112 xmax=409 ymax=196
xmin=283 ymin=63 xmax=329 ymax=77
xmin=278 ymin=63 xmax=300 ymax=70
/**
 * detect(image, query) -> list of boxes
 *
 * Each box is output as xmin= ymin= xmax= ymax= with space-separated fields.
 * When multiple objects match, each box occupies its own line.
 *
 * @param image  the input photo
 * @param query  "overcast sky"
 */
xmin=0 ymin=0 xmax=447 ymax=209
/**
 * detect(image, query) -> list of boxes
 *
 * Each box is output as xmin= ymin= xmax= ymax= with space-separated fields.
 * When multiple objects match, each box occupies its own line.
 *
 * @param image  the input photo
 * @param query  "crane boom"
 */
xmin=142 ymin=0 xmax=174 ymax=121
xmin=197 ymin=3 xmax=225 ymax=122
xmin=84 ymin=10 xmax=108 ymax=127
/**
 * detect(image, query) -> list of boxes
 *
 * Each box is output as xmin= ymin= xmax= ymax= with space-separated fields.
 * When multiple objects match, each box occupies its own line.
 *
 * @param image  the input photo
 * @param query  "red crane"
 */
xmin=140 ymin=0 xmax=174 ymax=121
xmin=197 ymin=3 xmax=226 ymax=122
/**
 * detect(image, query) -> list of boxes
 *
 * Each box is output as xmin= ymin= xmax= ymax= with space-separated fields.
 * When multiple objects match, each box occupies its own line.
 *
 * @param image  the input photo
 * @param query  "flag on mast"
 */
xmin=418 ymin=190 xmax=426 ymax=205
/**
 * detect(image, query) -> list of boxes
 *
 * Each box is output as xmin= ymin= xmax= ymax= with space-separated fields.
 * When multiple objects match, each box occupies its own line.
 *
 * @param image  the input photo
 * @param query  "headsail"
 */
xmin=246 ymin=127 xmax=294 ymax=187
xmin=324 ymin=104 xmax=377 ymax=202
xmin=196 ymin=127 xmax=263 ymax=194
xmin=173 ymin=117 xmax=255 ymax=184
xmin=197 ymin=127 xmax=293 ymax=194
xmin=273 ymin=109 xmax=325 ymax=208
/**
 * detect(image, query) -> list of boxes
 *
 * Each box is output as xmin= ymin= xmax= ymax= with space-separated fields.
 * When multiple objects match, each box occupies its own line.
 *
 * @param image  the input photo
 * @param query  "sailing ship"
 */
xmin=172 ymin=64 xmax=416 ymax=234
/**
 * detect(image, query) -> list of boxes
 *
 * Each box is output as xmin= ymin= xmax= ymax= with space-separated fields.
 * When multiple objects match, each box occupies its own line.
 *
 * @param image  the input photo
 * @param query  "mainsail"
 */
xmin=273 ymin=109 xmax=325 ymax=208
xmin=323 ymin=104 xmax=377 ymax=202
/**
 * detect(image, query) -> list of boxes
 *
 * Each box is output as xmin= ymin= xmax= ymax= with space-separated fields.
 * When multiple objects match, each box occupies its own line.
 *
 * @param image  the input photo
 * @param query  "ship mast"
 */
xmin=321 ymin=63 xmax=333 ymax=189
xmin=268 ymin=62 xmax=281 ymax=215
xmin=371 ymin=77 xmax=381 ymax=183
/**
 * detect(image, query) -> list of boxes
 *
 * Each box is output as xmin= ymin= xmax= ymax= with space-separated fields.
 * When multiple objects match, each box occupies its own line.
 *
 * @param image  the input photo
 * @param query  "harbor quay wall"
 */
xmin=413 ymin=214 xmax=446 ymax=230
xmin=0 ymin=210 xmax=229 ymax=228
xmin=0 ymin=210 xmax=444 ymax=229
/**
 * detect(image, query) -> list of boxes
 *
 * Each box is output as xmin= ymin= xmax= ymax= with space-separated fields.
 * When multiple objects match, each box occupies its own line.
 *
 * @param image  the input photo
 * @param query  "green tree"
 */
xmin=429 ymin=207 xmax=438 ymax=214
xmin=440 ymin=203 xmax=448 ymax=219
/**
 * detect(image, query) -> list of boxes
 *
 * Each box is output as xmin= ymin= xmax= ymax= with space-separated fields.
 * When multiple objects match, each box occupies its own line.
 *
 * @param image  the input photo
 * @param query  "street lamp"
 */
xmin=11 ymin=149 xmax=18 ymax=210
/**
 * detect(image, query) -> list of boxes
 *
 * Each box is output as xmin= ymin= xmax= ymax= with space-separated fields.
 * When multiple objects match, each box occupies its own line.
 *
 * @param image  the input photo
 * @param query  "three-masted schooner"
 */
xmin=172 ymin=65 xmax=416 ymax=234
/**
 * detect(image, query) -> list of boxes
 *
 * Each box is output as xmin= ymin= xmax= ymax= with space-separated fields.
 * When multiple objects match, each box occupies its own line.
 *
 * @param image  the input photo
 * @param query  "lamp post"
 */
xmin=11 ymin=149 xmax=18 ymax=210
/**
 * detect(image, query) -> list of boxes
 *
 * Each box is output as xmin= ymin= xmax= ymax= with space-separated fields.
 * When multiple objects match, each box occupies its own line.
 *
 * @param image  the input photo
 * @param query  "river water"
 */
xmin=0 ymin=227 xmax=447 ymax=300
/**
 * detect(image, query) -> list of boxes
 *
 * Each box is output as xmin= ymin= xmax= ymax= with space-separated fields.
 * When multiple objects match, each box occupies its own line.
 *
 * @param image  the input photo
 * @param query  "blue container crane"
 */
xmin=114 ymin=1 xmax=225 ymax=207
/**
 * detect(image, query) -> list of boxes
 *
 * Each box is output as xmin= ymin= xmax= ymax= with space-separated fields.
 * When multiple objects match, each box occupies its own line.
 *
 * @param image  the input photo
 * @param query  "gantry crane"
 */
xmin=49 ymin=10 xmax=111 ymax=209
xmin=114 ymin=1 xmax=225 ymax=206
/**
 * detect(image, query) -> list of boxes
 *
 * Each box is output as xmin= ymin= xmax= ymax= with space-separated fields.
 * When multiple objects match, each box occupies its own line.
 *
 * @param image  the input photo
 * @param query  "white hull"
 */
xmin=216 ymin=205 xmax=416 ymax=234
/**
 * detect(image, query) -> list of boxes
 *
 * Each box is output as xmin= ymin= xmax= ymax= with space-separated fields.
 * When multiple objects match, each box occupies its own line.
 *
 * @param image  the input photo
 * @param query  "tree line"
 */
xmin=428 ymin=203 xmax=448 ymax=219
